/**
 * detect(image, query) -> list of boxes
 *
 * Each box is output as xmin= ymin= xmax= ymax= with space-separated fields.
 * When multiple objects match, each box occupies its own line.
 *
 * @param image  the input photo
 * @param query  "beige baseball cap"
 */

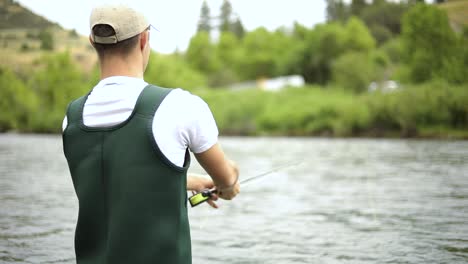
xmin=90 ymin=5 xmax=149 ymax=44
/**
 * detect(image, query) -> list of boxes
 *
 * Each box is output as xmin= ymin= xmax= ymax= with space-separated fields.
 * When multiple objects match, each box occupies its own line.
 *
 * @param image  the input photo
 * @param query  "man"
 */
xmin=62 ymin=4 xmax=240 ymax=264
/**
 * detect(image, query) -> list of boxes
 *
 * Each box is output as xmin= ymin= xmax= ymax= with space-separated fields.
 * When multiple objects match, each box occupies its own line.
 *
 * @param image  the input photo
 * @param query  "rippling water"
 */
xmin=1 ymin=134 xmax=467 ymax=263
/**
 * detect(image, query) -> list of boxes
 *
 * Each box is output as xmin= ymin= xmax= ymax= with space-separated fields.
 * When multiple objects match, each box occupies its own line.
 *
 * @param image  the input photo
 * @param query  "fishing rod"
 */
xmin=188 ymin=161 xmax=301 ymax=207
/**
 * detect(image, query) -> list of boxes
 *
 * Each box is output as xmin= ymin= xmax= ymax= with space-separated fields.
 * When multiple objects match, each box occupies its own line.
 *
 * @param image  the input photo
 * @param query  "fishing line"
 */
xmin=189 ymin=160 xmax=302 ymax=207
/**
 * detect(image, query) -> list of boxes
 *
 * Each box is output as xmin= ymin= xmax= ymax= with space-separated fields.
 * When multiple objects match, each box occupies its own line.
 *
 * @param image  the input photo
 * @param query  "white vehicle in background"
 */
xmin=229 ymin=75 xmax=305 ymax=92
xmin=368 ymin=80 xmax=401 ymax=93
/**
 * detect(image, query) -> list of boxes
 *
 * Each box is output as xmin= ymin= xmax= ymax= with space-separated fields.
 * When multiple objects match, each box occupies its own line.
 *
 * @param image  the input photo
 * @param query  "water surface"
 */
xmin=0 ymin=134 xmax=467 ymax=263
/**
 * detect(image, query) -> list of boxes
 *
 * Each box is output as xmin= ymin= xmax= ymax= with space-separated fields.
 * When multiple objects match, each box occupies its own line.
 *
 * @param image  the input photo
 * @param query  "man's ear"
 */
xmin=140 ymin=31 xmax=149 ymax=51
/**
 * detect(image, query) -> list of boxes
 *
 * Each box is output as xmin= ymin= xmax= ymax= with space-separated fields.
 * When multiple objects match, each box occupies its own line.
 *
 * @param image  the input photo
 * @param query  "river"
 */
xmin=0 ymin=134 xmax=467 ymax=263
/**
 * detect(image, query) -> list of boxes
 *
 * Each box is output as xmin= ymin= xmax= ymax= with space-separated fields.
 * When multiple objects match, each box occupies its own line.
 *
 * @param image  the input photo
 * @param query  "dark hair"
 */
xmin=91 ymin=24 xmax=140 ymax=59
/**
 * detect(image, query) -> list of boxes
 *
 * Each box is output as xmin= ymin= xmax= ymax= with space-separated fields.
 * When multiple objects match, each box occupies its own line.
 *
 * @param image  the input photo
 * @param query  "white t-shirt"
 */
xmin=62 ymin=76 xmax=219 ymax=167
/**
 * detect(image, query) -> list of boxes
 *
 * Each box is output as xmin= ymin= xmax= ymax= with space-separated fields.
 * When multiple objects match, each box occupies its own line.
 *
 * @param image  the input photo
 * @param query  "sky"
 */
xmin=16 ymin=0 xmax=326 ymax=54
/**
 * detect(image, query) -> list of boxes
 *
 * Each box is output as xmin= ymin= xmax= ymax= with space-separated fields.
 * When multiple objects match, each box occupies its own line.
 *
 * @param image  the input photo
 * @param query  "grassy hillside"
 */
xmin=0 ymin=28 xmax=96 ymax=72
xmin=0 ymin=0 xmax=55 ymax=29
xmin=439 ymin=0 xmax=468 ymax=32
xmin=0 ymin=0 xmax=96 ymax=72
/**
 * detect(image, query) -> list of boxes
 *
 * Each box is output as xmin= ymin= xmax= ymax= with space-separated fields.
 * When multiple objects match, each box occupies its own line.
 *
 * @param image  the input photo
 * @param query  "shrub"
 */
xmin=38 ymin=29 xmax=54 ymax=50
xmin=332 ymin=52 xmax=375 ymax=93
xmin=145 ymin=52 xmax=207 ymax=90
xmin=0 ymin=67 xmax=38 ymax=132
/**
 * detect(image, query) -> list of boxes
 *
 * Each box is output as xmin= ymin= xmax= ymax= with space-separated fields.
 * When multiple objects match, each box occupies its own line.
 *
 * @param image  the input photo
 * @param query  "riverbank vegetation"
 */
xmin=2 ymin=60 xmax=467 ymax=138
xmin=1 ymin=1 xmax=467 ymax=138
xmin=198 ymin=82 xmax=468 ymax=138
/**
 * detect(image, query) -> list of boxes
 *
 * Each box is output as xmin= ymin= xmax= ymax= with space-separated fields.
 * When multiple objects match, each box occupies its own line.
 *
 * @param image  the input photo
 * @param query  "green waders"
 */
xmin=63 ymin=85 xmax=191 ymax=264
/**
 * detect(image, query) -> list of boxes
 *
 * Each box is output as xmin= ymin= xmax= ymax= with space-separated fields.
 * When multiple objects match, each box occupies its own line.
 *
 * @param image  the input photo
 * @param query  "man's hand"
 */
xmin=217 ymin=181 xmax=240 ymax=200
xmin=194 ymin=143 xmax=240 ymax=201
xmin=187 ymin=174 xmax=219 ymax=209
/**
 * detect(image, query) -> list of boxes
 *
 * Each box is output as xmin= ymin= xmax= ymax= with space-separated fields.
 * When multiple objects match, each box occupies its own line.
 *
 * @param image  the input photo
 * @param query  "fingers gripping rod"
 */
xmin=188 ymin=161 xmax=301 ymax=207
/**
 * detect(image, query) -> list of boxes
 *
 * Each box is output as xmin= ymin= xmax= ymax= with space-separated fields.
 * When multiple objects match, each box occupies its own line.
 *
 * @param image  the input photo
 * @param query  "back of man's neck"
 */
xmin=99 ymin=58 xmax=144 ymax=80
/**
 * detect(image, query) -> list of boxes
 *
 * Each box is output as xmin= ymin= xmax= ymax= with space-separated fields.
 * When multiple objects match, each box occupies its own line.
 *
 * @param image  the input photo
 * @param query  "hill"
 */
xmin=0 ymin=0 xmax=55 ymax=29
xmin=439 ymin=0 xmax=468 ymax=32
xmin=0 ymin=0 xmax=96 ymax=72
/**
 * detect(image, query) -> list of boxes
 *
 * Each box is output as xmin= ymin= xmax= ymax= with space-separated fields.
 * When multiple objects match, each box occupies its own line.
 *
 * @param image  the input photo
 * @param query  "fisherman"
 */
xmin=62 ymin=4 xmax=240 ymax=263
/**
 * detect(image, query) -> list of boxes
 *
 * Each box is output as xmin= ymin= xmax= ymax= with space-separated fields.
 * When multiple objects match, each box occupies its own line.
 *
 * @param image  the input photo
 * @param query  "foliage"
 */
xmin=360 ymin=1 xmax=408 ymax=36
xmin=381 ymin=37 xmax=404 ymax=64
xmin=20 ymin=42 xmax=30 ymax=52
xmin=29 ymin=52 xmax=89 ymax=132
xmin=332 ymin=52 xmax=375 ymax=93
xmin=237 ymin=27 xmax=279 ymax=80
xmin=350 ymin=0 xmax=367 ymax=17
xmin=368 ymin=24 xmax=393 ymax=45
xmin=2 ymin=53 xmax=467 ymax=138
xmin=231 ymin=18 xmax=245 ymax=39
xmin=185 ymin=32 xmax=219 ymax=74
xmin=438 ymin=0 xmax=468 ymax=32
xmin=38 ymin=29 xmax=54 ymax=50
xmin=145 ymin=52 xmax=207 ymax=90
xmin=326 ymin=0 xmax=409 ymax=44
xmin=345 ymin=17 xmax=376 ymax=52
xmin=198 ymin=89 xmax=264 ymax=135
xmin=0 ymin=67 xmax=38 ymax=132
xmin=326 ymin=0 xmax=348 ymax=22
xmin=198 ymin=83 xmax=468 ymax=138
xmin=1 ymin=0 xmax=467 ymax=138
xmin=365 ymin=81 xmax=468 ymax=137
xmin=197 ymin=1 xmax=211 ymax=33
xmin=216 ymin=32 xmax=240 ymax=68
xmin=296 ymin=17 xmax=375 ymax=85
xmin=297 ymin=23 xmax=346 ymax=84
xmin=401 ymin=4 xmax=460 ymax=83
xmin=211 ymin=32 xmax=241 ymax=86
xmin=220 ymin=0 xmax=233 ymax=33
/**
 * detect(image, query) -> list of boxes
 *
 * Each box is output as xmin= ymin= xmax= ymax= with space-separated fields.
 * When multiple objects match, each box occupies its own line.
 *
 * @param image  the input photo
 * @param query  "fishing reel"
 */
xmin=188 ymin=189 xmax=216 ymax=207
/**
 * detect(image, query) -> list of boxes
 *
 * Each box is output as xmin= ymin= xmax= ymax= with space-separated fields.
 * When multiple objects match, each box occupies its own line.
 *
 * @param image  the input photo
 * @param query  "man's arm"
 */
xmin=186 ymin=173 xmax=219 ymax=208
xmin=194 ymin=143 xmax=240 ymax=200
xmin=187 ymin=173 xmax=214 ymax=191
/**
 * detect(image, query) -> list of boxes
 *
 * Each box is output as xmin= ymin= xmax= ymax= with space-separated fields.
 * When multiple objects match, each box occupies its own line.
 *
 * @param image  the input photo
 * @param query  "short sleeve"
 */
xmin=62 ymin=116 xmax=68 ymax=132
xmin=152 ymin=89 xmax=219 ymax=167
xmin=186 ymin=95 xmax=219 ymax=153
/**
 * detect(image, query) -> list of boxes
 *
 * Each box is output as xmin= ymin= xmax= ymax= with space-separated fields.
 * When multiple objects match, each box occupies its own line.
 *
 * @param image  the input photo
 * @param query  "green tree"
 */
xmin=345 ymin=17 xmax=376 ymax=52
xmin=402 ymin=4 xmax=459 ymax=83
xmin=368 ymin=24 xmax=393 ymax=45
xmin=297 ymin=23 xmax=348 ymax=84
xmin=38 ymin=29 xmax=54 ymax=50
xmin=20 ymin=42 xmax=30 ymax=52
xmin=381 ymin=37 xmax=404 ymax=64
xmin=0 ymin=67 xmax=38 ymax=131
xmin=220 ymin=0 xmax=233 ymax=33
xmin=360 ymin=1 xmax=408 ymax=44
xmin=216 ymin=32 xmax=240 ymax=69
xmin=210 ymin=32 xmax=241 ymax=86
xmin=231 ymin=18 xmax=245 ymax=39
xmin=29 ymin=52 xmax=87 ymax=132
xmin=366 ymin=1 xmax=407 ymax=35
xmin=238 ymin=27 xmax=278 ymax=80
xmin=326 ymin=0 xmax=348 ymax=22
xmin=272 ymin=29 xmax=303 ymax=76
xmin=296 ymin=18 xmax=375 ymax=85
xmin=197 ymin=1 xmax=211 ymax=34
xmin=332 ymin=52 xmax=373 ymax=93
xmin=350 ymin=0 xmax=367 ymax=17
xmin=145 ymin=52 xmax=207 ymax=90
xmin=186 ymin=32 xmax=219 ymax=74
xmin=332 ymin=51 xmax=388 ymax=93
